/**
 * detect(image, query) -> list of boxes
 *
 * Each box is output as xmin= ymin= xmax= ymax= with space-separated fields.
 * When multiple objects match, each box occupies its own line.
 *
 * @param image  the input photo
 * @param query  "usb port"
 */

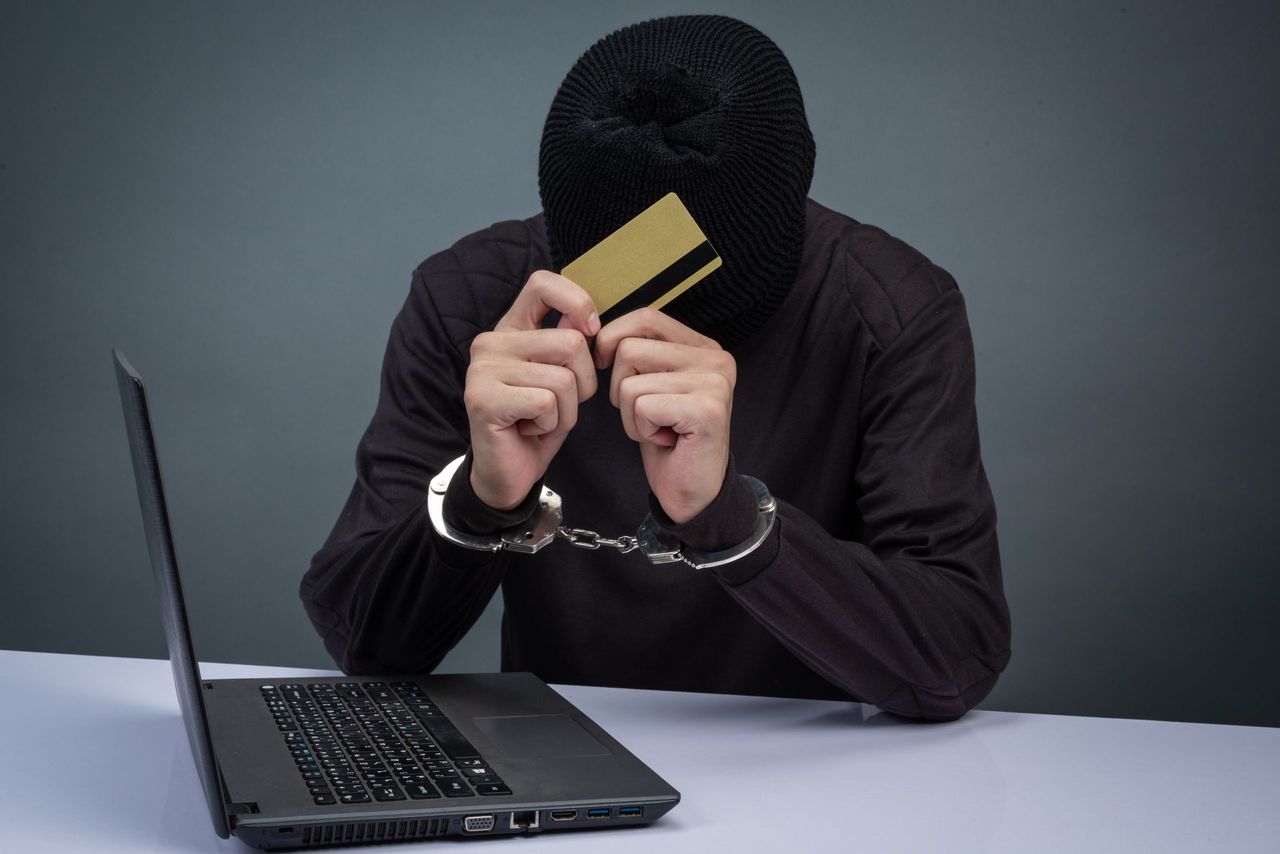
xmin=618 ymin=806 xmax=643 ymax=818
xmin=586 ymin=808 xmax=610 ymax=820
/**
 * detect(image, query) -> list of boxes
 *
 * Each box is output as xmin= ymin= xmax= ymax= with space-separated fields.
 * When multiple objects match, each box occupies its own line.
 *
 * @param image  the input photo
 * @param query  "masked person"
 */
xmin=301 ymin=15 xmax=1011 ymax=721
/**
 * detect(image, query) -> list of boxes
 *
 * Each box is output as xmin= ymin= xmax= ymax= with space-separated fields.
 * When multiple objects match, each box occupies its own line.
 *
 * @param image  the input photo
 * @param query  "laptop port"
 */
xmin=463 ymin=815 xmax=495 ymax=833
xmin=509 ymin=810 xmax=540 ymax=830
xmin=550 ymin=810 xmax=578 ymax=822
xmin=586 ymin=808 xmax=610 ymax=820
xmin=618 ymin=806 xmax=643 ymax=818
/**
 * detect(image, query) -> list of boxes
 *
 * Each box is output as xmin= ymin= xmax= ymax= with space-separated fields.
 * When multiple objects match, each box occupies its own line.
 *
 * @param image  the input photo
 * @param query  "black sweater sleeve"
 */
xmin=299 ymin=262 xmax=507 ymax=674
xmin=707 ymin=289 xmax=1011 ymax=720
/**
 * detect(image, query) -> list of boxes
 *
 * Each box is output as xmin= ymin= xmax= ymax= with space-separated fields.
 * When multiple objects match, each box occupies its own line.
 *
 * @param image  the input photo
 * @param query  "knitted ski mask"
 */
xmin=539 ymin=15 xmax=816 ymax=348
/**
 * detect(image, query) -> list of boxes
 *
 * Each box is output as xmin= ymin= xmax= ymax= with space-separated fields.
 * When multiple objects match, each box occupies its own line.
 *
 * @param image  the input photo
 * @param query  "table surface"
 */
xmin=1 ymin=649 xmax=1277 ymax=853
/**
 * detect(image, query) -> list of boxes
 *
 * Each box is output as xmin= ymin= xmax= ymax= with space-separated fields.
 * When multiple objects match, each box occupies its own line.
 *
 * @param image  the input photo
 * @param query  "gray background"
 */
xmin=3 ymin=0 xmax=1277 ymax=727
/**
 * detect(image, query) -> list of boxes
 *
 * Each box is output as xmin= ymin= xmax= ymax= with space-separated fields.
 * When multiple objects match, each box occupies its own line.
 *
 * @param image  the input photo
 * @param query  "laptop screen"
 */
xmin=114 ymin=350 xmax=230 ymax=839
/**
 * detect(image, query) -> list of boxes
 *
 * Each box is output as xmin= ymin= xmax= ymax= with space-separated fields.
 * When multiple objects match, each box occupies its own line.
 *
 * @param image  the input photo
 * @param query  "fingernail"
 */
xmin=587 ymin=311 xmax=600 ymax=336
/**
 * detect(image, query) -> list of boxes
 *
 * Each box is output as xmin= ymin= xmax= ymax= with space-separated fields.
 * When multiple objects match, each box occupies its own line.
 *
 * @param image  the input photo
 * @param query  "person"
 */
xmin=301 ymin=14 xmax=1010 ymax=721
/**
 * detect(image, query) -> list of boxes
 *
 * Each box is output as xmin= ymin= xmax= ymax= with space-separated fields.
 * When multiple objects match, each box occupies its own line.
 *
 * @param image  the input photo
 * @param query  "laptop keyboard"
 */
xmin=260 ymin=681 xmax=512 ymax=806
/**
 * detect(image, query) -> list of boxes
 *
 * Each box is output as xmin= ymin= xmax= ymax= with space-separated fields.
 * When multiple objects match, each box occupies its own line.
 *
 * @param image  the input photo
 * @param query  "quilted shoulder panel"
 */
xmin=410 ymin=215 xmax=550 ymax=353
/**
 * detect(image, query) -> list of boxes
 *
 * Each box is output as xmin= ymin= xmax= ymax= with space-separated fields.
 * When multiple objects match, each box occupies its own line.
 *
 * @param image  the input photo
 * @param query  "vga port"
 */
xmin=463 ymin=815 xmax=495 ymax=833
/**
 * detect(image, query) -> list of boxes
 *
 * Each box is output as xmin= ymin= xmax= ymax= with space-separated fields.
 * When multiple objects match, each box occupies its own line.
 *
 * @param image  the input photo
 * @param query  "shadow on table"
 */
xmin=803 ymin=703 xmax=1021 ymax=730
xmin=597 ymin=687 xmax=1022 ymax=731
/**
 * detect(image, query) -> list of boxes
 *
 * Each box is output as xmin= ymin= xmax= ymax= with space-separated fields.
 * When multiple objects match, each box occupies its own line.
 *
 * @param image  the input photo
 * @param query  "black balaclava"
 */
xmin=538 ymin=15 xmax=816 ymax=348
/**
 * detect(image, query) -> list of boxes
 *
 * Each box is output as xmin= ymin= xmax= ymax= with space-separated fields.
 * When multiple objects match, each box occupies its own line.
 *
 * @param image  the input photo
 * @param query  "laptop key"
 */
xmin=372 ymin=785 xmax=407 ymax=802
xmin=437 ymin=779 xmax=475 ymax=797
xmin=406 ymin=782 xmax=441 ymax=800
xmin=418 ymin=719 xmax=481 ymax=759
xmin=327 ymin=774 xmax=360 ymax=785
xmin=339 ymin=792 xmax=371 ymax=804
xmin=466 ymin=775 xmax=504 ymax=786
xmin=312 ymin=792 xmax=336 ymax=805
xmin=475 ymin=783 xmax=513 ymax=796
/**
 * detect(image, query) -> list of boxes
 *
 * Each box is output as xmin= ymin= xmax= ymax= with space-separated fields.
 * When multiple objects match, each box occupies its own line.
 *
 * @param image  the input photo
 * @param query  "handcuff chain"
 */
xmin=556 ymin=525 xmax=639 ymax=554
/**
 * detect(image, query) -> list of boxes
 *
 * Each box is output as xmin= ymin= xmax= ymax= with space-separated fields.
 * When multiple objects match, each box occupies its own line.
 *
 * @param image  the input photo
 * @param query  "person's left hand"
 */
xmin=594 ymin=308 xmax=736 ymax=524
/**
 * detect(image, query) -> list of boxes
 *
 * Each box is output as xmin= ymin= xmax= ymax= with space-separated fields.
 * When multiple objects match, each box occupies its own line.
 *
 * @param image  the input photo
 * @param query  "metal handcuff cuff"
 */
xmin=426 ymin=454 xmax=777 ymax=570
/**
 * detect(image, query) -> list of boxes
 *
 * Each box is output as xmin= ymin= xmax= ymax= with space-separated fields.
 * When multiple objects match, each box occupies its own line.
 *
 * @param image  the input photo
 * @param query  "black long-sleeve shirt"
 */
xmin=300 ymin=198 xmax=1011 ymax=721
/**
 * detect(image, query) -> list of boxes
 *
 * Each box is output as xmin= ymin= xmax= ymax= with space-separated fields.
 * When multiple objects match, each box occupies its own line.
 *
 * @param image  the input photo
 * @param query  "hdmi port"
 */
xmin=550 ymin=810 xmax=578 ymax=822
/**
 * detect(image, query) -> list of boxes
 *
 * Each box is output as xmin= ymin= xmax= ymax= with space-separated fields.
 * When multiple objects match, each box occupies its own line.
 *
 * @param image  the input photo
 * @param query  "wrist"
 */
xmin=467 ymin=455 xmax=536 ymax=513
xmin=430 ymin=454 xmax=562 ymax=554
xmin=653 ymin=450 xmax=732 ymax=524
xmin=637 ymin=472 xmax=776 ymax=571
xmin=443 ymin=449 xmax=545 ymax=536
xmin=649 ymin=454 xmax=758 ymax=552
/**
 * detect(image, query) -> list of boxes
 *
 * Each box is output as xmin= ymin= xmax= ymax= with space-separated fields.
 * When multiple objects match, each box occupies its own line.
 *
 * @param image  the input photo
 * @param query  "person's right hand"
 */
xmin=464 ymin=270 xmax=600 ymax=510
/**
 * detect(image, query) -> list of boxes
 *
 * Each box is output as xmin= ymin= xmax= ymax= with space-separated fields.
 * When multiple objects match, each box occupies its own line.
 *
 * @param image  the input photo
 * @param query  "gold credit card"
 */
xmin=561 ymin=192 xmax=721 ymax=325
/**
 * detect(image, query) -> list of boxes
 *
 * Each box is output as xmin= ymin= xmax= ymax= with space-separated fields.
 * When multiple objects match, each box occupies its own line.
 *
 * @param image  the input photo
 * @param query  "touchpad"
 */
xmin=472 ymin=714 xmax=612 ymax=758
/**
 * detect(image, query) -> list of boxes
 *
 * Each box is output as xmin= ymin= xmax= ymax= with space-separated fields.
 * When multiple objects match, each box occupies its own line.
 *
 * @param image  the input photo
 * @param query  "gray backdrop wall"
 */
xmin=3 ymin=0 xmax=1277 ymax=727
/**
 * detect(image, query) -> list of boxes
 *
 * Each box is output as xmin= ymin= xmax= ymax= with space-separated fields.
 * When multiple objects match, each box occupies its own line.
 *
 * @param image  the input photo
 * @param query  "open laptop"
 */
xmin=113 ymin=350 xmax=679 ymax=849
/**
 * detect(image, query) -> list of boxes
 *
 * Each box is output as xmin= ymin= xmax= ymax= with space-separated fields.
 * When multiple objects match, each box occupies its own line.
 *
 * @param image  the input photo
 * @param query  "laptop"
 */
xmin=113 ymin=350 xmax=680 ymax=849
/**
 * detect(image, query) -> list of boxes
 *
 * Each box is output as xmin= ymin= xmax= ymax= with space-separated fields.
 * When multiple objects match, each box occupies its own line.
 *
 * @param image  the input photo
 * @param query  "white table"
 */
xmin=1 ymin=650 xmax=1276 ymax=852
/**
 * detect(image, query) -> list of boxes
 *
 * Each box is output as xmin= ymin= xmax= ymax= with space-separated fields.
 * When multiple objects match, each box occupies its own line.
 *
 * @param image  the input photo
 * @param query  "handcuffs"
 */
xmin=426 ymin=454 xmax=777 ymax=571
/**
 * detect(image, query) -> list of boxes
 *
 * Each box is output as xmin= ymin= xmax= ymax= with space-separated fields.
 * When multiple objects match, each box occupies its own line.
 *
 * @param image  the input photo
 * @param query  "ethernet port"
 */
xmin=509 ymin=810 xmax=540 ymax=831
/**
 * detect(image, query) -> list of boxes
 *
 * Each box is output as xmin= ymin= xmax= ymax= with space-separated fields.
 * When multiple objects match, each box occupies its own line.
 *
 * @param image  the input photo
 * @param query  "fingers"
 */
xmin=632 ymin=390 xmax=730 ymax=448
xmin=497 ymin=270 xmax=601 ymax=337
xmin=594 ymin=307 xmax=718 ymax=369
xmin=616 ymin=371 xmax=731 ymax=443
xmin=498 ymin=362 xmax=581 ymax=437
xmin=608 ymin=336 xmax=736 ymax=407
xmin=471 ymin=327 xmax=598 ymax=402
xmin=464 ymin=364 xmax=571 ymax=437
